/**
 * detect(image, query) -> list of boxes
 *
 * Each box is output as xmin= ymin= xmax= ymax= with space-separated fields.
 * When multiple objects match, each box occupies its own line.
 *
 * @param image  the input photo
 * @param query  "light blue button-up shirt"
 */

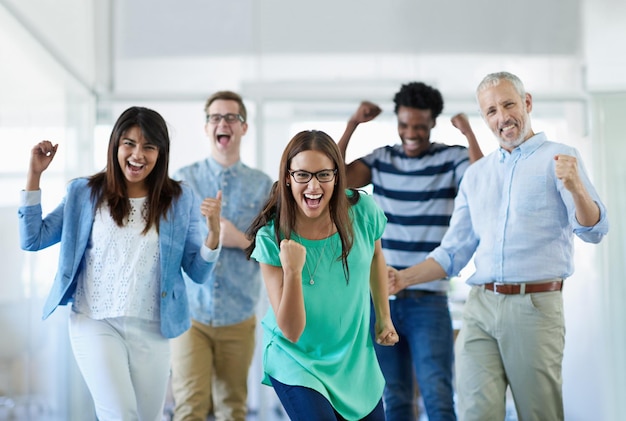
xmin=174 ymin=158 xmax=273 ymax=326
xmin=429 ymin=132 xmax=609 ymax=285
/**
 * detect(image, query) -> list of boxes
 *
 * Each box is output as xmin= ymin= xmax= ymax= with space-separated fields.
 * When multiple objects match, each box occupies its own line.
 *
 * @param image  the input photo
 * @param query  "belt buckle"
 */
xmin=492 ymin=282 xmax=505 ymax=295
xmin=493 ymin=282 xmax=525 ymax=295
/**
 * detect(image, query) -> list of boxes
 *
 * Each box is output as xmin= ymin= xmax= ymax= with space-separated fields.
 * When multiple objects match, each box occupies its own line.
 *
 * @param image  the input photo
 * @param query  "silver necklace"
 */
xmin=295 ymin=234 xmax=330 ymax=285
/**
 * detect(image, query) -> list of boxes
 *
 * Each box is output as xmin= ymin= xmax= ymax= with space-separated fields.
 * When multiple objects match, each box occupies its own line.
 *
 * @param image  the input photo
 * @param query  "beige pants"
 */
xmin=455 ymin=286 xmax=565 ymax=421
xmin=170 ymin=316 xmax=256 ymax=421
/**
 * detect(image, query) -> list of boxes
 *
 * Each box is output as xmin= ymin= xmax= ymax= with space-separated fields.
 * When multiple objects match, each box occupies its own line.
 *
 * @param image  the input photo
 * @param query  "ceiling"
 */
xmin=115 ymin=0 xmax=582 ymax=58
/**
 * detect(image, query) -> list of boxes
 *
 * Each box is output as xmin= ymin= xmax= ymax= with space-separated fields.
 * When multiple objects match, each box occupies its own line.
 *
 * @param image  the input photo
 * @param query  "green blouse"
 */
xmin=251 ymin=191 xmax=387 ymax=420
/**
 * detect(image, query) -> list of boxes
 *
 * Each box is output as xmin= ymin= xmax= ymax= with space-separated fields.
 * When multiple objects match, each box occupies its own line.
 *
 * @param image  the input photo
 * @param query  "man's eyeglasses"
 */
xmin=206 ymin=113 xmax=244 ymax=124
xmin=288 ymin=169 xmax=337 ymax=184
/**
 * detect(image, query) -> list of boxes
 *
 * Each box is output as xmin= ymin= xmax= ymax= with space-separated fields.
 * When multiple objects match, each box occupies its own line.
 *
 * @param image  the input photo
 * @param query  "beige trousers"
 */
xmin=170 ymin=316 xmax=256 ymax=421
xmin=455 ymin=286 xmax=565 ymax=421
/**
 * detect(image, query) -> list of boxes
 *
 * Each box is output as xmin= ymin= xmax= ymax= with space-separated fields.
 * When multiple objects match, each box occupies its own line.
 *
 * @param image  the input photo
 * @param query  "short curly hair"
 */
xmin=393 ymin=82 xmax=444 ymax=119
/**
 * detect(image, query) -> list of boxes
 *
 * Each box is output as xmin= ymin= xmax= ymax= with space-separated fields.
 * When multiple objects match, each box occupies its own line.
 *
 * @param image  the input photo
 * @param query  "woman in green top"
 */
xmin=245 ymin=130 xmax=398 ymax=420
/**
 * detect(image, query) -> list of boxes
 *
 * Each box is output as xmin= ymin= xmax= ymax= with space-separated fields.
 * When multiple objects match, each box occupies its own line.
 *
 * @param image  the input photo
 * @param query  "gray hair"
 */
xmin=476 ymin=72 xmax=526 ymax=100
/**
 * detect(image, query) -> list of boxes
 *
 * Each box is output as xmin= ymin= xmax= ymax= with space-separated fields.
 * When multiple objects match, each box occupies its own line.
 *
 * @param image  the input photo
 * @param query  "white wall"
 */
xmin=583 ymin=0 xmax=626 ymax=91
xmin=0 ymin=1 xmax=97 ymax=419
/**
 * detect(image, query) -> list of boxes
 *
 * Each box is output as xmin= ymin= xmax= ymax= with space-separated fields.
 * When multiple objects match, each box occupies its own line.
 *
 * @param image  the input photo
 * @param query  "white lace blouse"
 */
xmin=73 ymin=197 xmax=161 ymax=321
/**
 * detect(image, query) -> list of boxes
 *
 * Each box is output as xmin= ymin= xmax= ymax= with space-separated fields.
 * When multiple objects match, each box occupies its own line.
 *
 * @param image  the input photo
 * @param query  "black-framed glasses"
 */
xmin=288 ymin=168 xmax=337 ymax=184
xmin=206 ymin=113 xmax=244 ymax=124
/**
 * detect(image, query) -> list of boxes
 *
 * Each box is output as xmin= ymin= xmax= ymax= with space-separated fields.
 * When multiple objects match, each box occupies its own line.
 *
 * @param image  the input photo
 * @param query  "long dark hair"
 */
xmin=245 ymin=130 xmax=360 ymax=280
xmin=88 ymin=106 xmax=182 ymax=234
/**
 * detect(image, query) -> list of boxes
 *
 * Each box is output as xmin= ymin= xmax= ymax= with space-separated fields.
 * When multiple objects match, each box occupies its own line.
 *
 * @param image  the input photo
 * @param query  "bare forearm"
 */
xmin=465 ymin=131 xmax=483 ymax=163
xmin=337 ymin=120 xmax=359 ymax=160
xmin=26 ymin=170 xmax=42 ymax=191
xmin=224 ymin=228 xmax=252 ymax=250
xmin=370 ymin=247 xmax=391 ymax=320
xmin=204 ymin=230 xmax=220 ymax=250
xmin=400 ymin=258 xmax=447 ymax=289
xmin=276 ymin=273 xmax=306 ymax=342
xmin=572 ymin=190 xmax=601 ymax=227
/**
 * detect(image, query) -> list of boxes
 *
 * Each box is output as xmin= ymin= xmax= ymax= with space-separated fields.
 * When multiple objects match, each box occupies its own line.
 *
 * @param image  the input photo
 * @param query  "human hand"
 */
xmin=554 ymin=154 xmax=583 ymax=193
xmin=375 ymin=319 xmax=399 ymax=346
xmin=279 ymin=239 xmax=306 ymax=277
xmin=387 ymin=266 xmax=408 ymax=295
xmin=219 ymin=216 xmax=245 ymax=248
xmin=350 ymin=101 xmax=382 ymax=125
xmin=201 ymin=190 xmax=222 ymax=238
xmin=451 ymin=113 xmax=471 ymax=135
xmin=30 ymin=141 xmax=58 ymax=175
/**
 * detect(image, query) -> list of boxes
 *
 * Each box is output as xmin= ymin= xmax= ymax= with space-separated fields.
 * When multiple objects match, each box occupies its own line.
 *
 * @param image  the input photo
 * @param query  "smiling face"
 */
xmin=478 ymin=79 xmax=534 ymax=151
xmin=117 ymin=125 xmax=159 ymax=197
xmin=205 ymin=99 xmax=248 ymax=165
xmin=396 ymin=106 xmax=436 ymax=157
xmin=288 ymin=149 xmax=336 ymax=224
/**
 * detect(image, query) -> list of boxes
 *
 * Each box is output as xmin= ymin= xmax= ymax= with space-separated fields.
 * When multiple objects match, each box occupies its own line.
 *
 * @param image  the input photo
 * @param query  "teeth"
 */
xmin=129 ymin=160 xmax=144 ymax=168
xmin=501 ymin=124 xmax=515 ymax=132
xmin=305 ymin=194 xmax=322 ymax=199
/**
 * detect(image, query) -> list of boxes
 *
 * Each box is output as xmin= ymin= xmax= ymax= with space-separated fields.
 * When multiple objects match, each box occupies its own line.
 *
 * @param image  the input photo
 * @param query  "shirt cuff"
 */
xmin=21 ymin=189 xmax=41 ymax=206
xmin=200 ymin=242 xmax=221 ymax=262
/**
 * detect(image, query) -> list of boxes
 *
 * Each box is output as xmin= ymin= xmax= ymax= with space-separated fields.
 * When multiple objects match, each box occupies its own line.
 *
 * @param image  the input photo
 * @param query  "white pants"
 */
xmin=69 ymin=311 xmax=170 ymax=421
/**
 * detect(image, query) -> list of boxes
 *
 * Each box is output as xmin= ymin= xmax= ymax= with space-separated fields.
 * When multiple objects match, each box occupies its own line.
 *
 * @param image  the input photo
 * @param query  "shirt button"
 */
xmin=161 ymin=291 xmax=167 ymax=298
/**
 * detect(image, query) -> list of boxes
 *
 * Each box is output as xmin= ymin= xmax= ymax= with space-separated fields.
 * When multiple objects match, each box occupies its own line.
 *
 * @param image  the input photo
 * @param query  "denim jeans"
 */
xmin=370 ymin=294 xmax=456 ymax=421
xmin=269 ymin=376 xmax=385 ymax=421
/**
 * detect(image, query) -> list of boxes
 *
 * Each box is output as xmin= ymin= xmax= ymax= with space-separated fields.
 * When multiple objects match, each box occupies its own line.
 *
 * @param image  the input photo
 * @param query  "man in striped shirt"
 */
xmin=338 ymin=82 xmax=483 ymax=421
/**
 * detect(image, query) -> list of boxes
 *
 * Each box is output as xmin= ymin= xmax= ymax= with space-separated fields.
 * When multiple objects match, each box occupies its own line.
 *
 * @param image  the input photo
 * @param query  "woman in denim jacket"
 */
xmin=18 ymin=106 xmax=221 ymax=421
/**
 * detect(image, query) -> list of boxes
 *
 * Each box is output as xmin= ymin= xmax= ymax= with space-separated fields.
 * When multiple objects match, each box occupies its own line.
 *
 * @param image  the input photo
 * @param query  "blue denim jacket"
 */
xmin=18 ymin=178 xmax=220 ymax=338
xmin=174 ymin=158 xmax=273 ymax=326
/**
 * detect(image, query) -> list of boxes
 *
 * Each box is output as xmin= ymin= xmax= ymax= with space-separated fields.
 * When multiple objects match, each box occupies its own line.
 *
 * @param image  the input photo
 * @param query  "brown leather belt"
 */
xmin=483 ymin=280 xmax=563 ymax=295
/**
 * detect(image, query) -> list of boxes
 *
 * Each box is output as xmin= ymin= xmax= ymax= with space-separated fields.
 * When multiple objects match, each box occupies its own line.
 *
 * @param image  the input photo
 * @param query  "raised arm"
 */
xmin=199 ymin=190 xmax=222 ymax=250
xmin=337 ymin=101 xmax=381 ymax=188
xmin=554 ymin=154 xmax=601 ymax=227
xmin=261 ymin=239 xmax=307 ymax=343
xmin=27 ymin=140 xmax=58 ymax=191
xmin=451 ymin=113 xmax=483 ymax=163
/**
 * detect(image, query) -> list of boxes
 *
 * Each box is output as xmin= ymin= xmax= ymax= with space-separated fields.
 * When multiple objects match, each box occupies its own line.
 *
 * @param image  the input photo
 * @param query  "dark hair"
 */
xmin=245 ymin=130 xmax=360 ymax=281
xmin=88 ymin=106 xmax=182 ymax=234
xmin=393 ymin=82 xmax=444 ymax=119
xmin=204 ymin=90 xmax=247 ymax=122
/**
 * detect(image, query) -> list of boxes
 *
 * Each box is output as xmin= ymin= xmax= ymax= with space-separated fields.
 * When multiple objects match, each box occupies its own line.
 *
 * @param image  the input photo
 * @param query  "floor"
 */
xmin=0 ymin=390 xmax=519 ymax=420
xmin=161 ymin=395 xmax=519 ymax=421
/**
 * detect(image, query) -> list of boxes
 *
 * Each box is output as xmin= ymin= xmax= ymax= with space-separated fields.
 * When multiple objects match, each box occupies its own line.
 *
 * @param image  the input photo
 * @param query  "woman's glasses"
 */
xmin=288 ymin=169 xmax=337 ymax=184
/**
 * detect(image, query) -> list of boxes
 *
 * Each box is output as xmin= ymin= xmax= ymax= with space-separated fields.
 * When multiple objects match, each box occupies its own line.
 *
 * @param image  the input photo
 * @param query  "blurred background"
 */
xmin=0 ymin=0 xmax=624 ymax=419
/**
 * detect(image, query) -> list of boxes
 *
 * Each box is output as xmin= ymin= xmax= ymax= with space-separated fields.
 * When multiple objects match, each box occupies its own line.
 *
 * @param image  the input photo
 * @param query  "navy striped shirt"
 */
xmin=360 ymin=142 xmax=470 ymax=291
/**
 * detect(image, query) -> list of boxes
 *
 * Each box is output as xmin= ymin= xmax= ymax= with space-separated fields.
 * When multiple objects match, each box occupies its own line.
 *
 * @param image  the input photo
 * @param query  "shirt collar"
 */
xmin=498 ymin=132 xmax=546 ymax=162
xmin=207 ymin=157 xmax=243 ymax=175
